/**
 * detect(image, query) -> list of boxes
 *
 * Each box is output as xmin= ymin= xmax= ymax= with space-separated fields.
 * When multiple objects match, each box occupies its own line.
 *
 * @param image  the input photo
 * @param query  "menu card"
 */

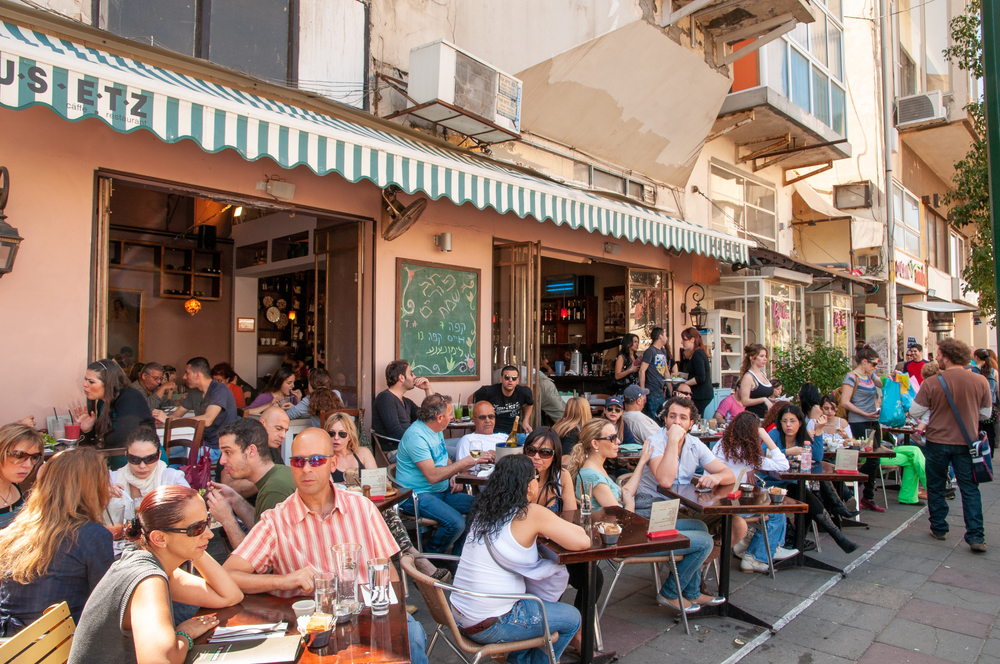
xmin=361 ymin=468 xmax=388 ymax=499
xmin=648 ymin=499 xmax=680 ymax=539
xmin=834 ymin=448 xmax=860 ymax=474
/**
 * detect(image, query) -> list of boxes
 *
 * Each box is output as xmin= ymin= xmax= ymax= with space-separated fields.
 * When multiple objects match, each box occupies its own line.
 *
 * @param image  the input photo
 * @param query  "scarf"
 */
xmin=115 ymin=459 xmax=167 ymax=498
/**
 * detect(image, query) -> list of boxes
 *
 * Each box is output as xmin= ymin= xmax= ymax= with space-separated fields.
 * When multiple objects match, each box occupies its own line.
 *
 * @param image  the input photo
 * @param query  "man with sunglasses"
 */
xmin=206 ymin=418 xmax=294 ymax=548
xmin=472 ymin=365 xmax=534 ymax=436
xmin=455 ymin=402 xmax=507 ymax=460
xmin=223 ymin=428 xmax=429 ymax=663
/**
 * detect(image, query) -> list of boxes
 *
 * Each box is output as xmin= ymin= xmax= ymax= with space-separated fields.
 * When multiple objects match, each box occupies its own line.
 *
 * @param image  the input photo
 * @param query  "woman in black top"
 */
xmin=679 ymin=327 xmax=713 ymax=415
xmin=611 ymin=333 xmax=641 ymax=394
xmin=73 ymin=360 xmax=154 ymax=460
xmin=738 ymin=344 xmax=774 ymax=418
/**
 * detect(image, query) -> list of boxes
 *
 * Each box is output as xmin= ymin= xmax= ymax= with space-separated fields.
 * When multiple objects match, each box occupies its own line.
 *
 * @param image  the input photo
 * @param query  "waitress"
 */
xmin=738 ymin=344 xmax=773 ymax=418
xmin=679 ymin=327 xmax=713 ymax=415
xmin=839 ymin=345 xmax=884 ymax=513
xmin=72 ymin=359 xmax=154 ymax=467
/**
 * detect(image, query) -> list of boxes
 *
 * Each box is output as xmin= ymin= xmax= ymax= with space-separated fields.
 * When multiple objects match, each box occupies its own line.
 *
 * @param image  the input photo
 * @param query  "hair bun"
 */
xmin=124 ymin=515 xmax=143 ymax=542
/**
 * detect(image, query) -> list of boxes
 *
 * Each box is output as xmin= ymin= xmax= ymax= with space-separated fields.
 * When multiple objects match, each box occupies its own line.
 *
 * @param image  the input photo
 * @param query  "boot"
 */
xmin=820 ymin=481 xmax=860 ymax=518
xmin=814 ymin=512 xmax=858 ymax=554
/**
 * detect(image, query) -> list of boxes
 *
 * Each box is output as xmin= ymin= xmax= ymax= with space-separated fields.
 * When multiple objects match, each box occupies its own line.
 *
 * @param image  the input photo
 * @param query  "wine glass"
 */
xmin=469 ymin=441 xmax=483 ymax=472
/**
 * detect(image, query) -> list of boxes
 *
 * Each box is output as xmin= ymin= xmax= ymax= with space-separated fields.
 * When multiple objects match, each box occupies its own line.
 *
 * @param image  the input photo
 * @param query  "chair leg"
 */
xmin=759 ymin=516 xmax=775 ymax=579
xmin=878 ymin=464 xmax=889 ymax=510
xmin=669 ymin=553 xmax=690 ymax=636
xmin=652 ymin=562 xmax=662 ymax=591
xmin=811 ymin=520 xmax=822 ymax=553
xmin=594 ymin=611 xmax=604 ymax=653
xmin=598 ymin=561 xmax=625 ymax=620
xmin=413 ymin=496 xmax=424 ymax=553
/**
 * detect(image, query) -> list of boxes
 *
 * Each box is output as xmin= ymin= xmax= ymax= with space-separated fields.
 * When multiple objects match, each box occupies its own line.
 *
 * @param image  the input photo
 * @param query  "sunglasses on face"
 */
xmin=475 ymin=414 xmax=496 ymax=420
xmin=290 ymin=454 xmax=333 ymax=468
xmin=605 ymin=406 xmax=622 ymax=413
xmin=127 ymin=452 xmax=160 ymax=466
xmin=328 ymin=430 xmax=350 ymax=439
xmin=502 ymin=375 xmax=518 ymax=381
xmin=7 ymin=450 xmax=42 ymax=464
xmin=595 ymin=435 xmax=620 ymax=443
xmin=524 ymin=445 xmax=555 ymax=459
xmin=160 ymin=517 xmax=213 ymax=538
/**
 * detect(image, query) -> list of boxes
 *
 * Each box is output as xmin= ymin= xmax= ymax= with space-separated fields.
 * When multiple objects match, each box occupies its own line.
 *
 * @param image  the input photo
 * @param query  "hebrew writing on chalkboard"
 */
xmin=397 ymin=259 xmax=480 ymax=380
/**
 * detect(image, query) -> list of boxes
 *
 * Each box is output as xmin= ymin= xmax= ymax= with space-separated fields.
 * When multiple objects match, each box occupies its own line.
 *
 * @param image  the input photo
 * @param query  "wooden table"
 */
xmin=453 ymin=471 xmax=490 ymax=488
xmin=777 ymin=462 xmax=868 ymax=574
xmin=656 ymin=483 xmax=808 ymax=629
xmin=372 ymin=489 xmax=412 ymax=513
xmin=195 ymin=583 xmax=410 ymax=663
xmin=884 ymin=426 xmax=917 ymax=446
xmin=538 ymin=506 xmax=689 ymax=664
xmin=697 ymin=434 xmax=723 ymax=445
xmin=446 ymin=421 xmax=475 ymax=438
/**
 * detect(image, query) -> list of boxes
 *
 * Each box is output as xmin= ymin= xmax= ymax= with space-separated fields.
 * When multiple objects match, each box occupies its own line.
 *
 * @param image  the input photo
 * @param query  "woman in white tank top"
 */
xmin=451 ymin=455 xmax=591 ymax=664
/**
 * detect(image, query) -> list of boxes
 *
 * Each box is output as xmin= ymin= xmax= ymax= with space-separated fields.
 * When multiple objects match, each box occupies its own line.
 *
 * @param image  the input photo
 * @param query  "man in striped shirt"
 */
xmin=223 ymin=428 xmax=427 ymax=663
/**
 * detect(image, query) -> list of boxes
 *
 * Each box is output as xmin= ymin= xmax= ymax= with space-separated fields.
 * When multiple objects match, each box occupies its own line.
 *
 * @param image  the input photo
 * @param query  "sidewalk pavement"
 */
xmin=408 ymin=478 xmax=1000 ymax=664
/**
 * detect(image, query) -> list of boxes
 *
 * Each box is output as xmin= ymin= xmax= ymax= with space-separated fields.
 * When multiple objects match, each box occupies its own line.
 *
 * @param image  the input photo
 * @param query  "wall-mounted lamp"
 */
xmin=681 ymin=284 xmax=708 ymax=329
xmin=0 ymin=167 xmax=23 ymax=279
xmin=434 ymin=232 xmax=452 ymax=252
xmin=233 ymin=206 xmax=243 ymax=217
xmin=184 ymin=297 xmax=202 ymax=316
xmin=288 ymin=310 xmax=296 ymax=321
xmin=603 ymin=242 xmax=622 ymax=255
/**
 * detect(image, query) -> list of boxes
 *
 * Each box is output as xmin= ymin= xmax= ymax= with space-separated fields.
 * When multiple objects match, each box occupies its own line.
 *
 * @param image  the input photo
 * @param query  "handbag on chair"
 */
xmin=937 ymin=374 xmax=993 ymax=484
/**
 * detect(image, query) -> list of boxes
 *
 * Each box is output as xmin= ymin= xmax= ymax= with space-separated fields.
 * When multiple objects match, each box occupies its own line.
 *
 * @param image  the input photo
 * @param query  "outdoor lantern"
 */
xmin=184 ymin=297 xmax=202 ymax=316
xmin=0 ymin=167 xmax=23 ymax=279
xmin=682 ymin=284 xmax=709 ymax=329
xmin=690 ymin=302 xmax=709 ymax=329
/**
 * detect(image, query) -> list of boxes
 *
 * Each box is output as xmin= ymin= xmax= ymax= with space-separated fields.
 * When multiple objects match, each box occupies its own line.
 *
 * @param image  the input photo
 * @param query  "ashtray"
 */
xmin=739 ymin=483 xmax=756 ymax=493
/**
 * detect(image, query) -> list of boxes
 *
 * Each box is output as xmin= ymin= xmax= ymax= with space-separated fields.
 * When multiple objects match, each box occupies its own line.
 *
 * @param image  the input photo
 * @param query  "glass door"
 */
xmin=627 ymin=268 xmax=672 ymax=350
xmin=493 ymin=242 xmax=541 ymax=425
xmin=315 ymin=222 xmax=360 ymax=406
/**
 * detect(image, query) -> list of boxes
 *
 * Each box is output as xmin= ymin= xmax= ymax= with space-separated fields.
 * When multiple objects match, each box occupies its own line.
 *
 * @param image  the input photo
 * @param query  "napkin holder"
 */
xmin=647 ymin=529 xmax=679 ymax=539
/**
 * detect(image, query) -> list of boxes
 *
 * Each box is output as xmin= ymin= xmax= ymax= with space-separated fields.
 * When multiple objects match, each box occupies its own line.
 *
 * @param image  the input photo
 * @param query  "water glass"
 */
xmin=368 ymin=557 xmax=391 ymax=616
xmin=332 ymin=543 xmax=362 ymax=616
xmin=314 ymin=572 xmax=337 ymax=615
xmin=580 ymin=490 xmax=592 ymax=519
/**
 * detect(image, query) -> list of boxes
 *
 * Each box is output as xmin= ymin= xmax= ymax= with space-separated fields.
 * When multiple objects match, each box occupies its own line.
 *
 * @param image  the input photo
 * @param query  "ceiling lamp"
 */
xmin=184 ymin=297 xmax=202 ymax=316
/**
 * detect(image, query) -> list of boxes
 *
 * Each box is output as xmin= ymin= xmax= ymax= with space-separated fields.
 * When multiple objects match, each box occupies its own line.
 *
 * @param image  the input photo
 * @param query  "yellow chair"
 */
xmin=0 ymin=602 xmax=75 ymax=664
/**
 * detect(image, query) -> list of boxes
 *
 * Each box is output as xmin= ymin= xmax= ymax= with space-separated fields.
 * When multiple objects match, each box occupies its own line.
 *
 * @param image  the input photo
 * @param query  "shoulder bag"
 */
xmin=936 ymin=374 xmax=993 ymax=484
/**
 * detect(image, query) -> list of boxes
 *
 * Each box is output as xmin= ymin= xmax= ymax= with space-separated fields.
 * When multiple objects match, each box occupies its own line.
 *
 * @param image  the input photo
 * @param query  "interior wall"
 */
xmin=540 ymin=258 xmax=629 ymax=344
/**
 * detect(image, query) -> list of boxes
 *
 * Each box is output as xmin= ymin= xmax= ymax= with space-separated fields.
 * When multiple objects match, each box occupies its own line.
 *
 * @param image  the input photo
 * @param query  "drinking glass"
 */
xmin=865 ymin=429 xmax=876 ymax=447
xmin=453 ymin=403 xmax=463 ymax=421
xmin=104 ymin=503 xmax=127 ymax=553
xmin=368 ymin=557 xmax=392 ymax=616
xmin=469 ymin=441 xmax=483 ymax=472
xmin=314 ymin=571 xmax=337 ymax=615
xmin=332 ymin=543 xmax=362 ymax=616
xmin=344 ymin=468 xmax=360 ymax=487
xmin=580 ymin=486 xmax=592 ymax=519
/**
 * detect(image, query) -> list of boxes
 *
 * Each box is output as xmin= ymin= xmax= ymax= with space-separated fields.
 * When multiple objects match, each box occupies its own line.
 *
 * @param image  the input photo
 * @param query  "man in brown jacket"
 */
xmin=910 ymin=338 xmax=991 ymax=552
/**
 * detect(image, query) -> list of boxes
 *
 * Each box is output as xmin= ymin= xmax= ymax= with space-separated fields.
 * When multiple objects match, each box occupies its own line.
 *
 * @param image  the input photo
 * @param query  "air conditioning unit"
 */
xmin=407 ymin=41 xmax=522 ymax=143
xmin=896 ymin=90 xmax=947 ymax=129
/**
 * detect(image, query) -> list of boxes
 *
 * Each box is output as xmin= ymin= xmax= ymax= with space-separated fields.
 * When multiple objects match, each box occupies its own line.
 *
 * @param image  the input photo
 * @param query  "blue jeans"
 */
xmin=925 ymin=441 xmax=984 ymax=544
xmin=645 ymin=391 xmax=666 ymax=425
xmin=465 ymin=598 xmax=580 ymax=664
xmin=744 ymin=514 xmax=786 ymax=563
xmin=401 ymin=490 xmax=474 ymax=554
xmin=407 ymin=613 xmax=428 ymax=664
xmin=644 ymin=519 xmax=714 ymax=601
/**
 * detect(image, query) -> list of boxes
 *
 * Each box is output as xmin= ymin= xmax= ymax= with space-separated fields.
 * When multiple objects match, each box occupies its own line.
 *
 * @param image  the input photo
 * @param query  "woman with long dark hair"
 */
xmin=840 ymin=345 xmax=884 ymax=512
xmin=0 ymin=447 xmax=113 ymax=633
xmin=108 ymin=427 xmax=191 ymax=521
xmin=287 ymin=368 xmax=346 ymax=427
xmin=68 ymin=485 xmax=243 ymax=664
xmin=714 ymin=412 xmax=796 ymax=573
xmin=767 ymin=404 xmax=858 ymax=553
xmin=679 ymin=327 xmax=713 ymax=415
xmin=245 ymin=366 xmax=301 ymax=416
xmin=798 ymin=383 xmax=825 ymax=438
xmin=611 ymin=333 xmax=642 ymax=394
xmin=73 ymin=359 xmax=154 ymax=459
xmin=738 ymin=344 xmax=773 ymax=418
xmin=973 ymin=349 xmax=998 ymax=451
xmin=451 ymin=455 xmax=590 ymax=664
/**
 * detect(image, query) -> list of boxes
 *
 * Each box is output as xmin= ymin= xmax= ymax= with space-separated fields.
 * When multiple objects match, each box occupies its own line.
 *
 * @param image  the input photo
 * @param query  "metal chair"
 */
xmin=401 ymin=554 xmax=561 ymax=664
xmin=369 ymin=431 xmax=398 ymax=469
xmin=0 ymin=602 xmax=74 ymax=664
xmin=598 ymin=551 xmax=691 ymax=635
xmin=386 ymin=463 xmax=438 ymax=552
xmin=740 ymin=514 xmax=775 ymax=579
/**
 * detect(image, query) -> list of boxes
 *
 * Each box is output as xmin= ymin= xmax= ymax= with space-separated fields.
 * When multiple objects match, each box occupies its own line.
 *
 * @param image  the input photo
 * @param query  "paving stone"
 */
xmin=847 ymin=564 xmax=933 ymax=591
xmin=775 ymin=614 xmax=877 ymax=661
xmin=595 ymin=612 xmax=661 ymax=657
xmin=977 ymin=655 xmax=1000 ymax=664
xmin=877 ymin=617 xmax=985 ymax=664
xmin=867 ymin=549 xmax=946 ymax=575
xmin=930 ymin=567 xmax=1000 ymax=595
xmin=880 ymin=537 xmax=957 ymax=561
xmin=801 ymin=595 xmax=897 ymax=631
xmin=727 ymin=584 xmax=809 ymax=624
xmin=824 ymin=578 xmax=914 ymax=609
xmin=915 ymin=581 xmax=1000 ymax=615
xmin=860 ymin=642 xmax=962 ymax=664
xmin=982 ymin=638 xmax=1000 ymax=659
xmin=741 ymin=640 xmax=855 ymax=664
xmin=895 ymin=597 xmax=994 ymax=639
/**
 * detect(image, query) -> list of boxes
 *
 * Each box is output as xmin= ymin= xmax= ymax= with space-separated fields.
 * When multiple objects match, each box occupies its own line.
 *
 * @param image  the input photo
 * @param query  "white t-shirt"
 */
xmin=455 ymin=432 xmax=508 ymax=460
xmin=712 ymin=443 xmax=789 ymax=483
xmin=623 ymin=410 xmax=660 ymax=443
xmin=637 ymin=431 xmax=718 ymax=499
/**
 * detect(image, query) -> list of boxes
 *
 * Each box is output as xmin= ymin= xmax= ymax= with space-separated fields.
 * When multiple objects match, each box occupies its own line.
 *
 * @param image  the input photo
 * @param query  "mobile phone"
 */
xmin=695 ymin=486 xmax=713 ymax=493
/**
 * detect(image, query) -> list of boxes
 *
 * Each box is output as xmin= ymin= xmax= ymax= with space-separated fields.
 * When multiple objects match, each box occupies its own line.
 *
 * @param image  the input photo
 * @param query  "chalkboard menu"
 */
xmin=396 ymin=259 xmax=480 ymax=380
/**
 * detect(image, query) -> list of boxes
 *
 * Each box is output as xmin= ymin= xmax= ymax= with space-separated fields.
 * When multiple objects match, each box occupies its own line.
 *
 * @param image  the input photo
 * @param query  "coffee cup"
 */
xmin=292 ymin=600 xmax=316 ymax=618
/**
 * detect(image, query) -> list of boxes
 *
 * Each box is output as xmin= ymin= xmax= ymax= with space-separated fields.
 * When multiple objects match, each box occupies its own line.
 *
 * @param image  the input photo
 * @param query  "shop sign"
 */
xmin=894 ymin=259 xmax=927 ymax=291
xmin=834 ymin=310 xmax=849 ymax=333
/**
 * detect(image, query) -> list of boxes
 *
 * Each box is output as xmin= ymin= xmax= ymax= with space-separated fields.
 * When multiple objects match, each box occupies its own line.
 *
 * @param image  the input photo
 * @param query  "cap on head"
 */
xmin=604 ymin=395 xmax=624 ymax=408
xmin=623 ymin=385 xmax=649 ymax=402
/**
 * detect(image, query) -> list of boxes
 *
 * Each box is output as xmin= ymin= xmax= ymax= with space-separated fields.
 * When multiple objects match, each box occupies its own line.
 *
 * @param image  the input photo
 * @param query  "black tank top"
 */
xmin=745 ymin=372 xmax=774 ymax=418
xmin=331 ymin=452 xmax=364 ymax=482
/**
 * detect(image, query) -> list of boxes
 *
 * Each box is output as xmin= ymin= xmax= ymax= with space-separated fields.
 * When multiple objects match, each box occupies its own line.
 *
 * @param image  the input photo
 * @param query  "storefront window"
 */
xmin=831 ymin=294 xmax=851 ymax=353
xmin=805 ymin=293 xmax=828 ymax=345
xmin=713 ymin=278 xmax=803 ymax=366
xmin=101 ymin=0 xmax=197 ymax=56
xmin=628 ymin=269 xmax=671 ymax=348
xmin=892 ymin=183 xmax=921 ymax=258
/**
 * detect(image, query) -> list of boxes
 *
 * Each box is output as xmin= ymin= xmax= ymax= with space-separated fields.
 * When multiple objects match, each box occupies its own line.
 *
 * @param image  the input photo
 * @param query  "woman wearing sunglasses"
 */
xmin=568 ymin=419 xmax=650 ymax=512
xmin=69 ymin=485 xmax=243 ymax=664
xmin=602 ymin=396 xmax=638 ymax=448
xmin=323 ymin=413 xmax=451 ymax=582
xmin=108 ymin=427 xmax=190 ymax=521
xmin=0 ymin=446 xmax=114 ymax=634
xmin=0 ymin=424 xmax=44 ymax=530
xmin=840 ymin=344 xmax=885 ymax=513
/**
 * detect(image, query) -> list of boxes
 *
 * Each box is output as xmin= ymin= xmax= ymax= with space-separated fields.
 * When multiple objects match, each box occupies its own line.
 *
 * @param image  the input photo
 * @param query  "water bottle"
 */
xmin=800 ymin=448 xmax=812 ymax=472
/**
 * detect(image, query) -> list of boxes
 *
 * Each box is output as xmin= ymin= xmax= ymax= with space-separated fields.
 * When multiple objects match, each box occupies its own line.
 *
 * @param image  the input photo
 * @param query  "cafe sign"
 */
xmin=894 ymin=258 xmax=927 ymax=292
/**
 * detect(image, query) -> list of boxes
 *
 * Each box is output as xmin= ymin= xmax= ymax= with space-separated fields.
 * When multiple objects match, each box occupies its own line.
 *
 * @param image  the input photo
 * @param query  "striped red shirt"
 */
xmin=232 ymin=481 xmax=400 ymax=598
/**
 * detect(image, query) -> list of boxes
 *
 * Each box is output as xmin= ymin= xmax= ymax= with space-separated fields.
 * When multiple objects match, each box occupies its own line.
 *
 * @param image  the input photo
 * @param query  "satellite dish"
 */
xmin=902 ymin=301 xmax=978 ymax=313
xmin=381 ymin=186 xmax=427 ymax=241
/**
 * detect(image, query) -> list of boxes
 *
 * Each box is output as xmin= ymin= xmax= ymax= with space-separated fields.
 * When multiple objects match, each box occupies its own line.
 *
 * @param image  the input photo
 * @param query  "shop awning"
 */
xmin=0 ymin=20 xmax=752 ymax=263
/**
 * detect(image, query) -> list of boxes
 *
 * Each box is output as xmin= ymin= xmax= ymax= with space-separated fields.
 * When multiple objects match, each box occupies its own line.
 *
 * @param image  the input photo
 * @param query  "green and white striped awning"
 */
xmin=0 ymin=20 xmax=751 ymax=263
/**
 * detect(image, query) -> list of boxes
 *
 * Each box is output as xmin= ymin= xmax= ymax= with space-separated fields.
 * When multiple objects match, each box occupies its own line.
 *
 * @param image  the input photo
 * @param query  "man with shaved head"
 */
xmin=454 ymin=401 xmax=506 ymax=460
xmin=224 ymin=428 xmax=428 ymax=662
xmin=259 ymin=406 xmax=290 ymax=465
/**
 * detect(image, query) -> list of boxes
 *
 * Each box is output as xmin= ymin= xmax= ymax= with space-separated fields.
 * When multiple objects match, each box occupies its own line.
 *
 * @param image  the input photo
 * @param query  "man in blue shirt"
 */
xmin=396 ymin=394 xmax=494 ymax=554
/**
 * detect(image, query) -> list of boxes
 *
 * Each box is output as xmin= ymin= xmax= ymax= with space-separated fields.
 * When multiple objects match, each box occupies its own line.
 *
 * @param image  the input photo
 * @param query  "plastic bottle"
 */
xmin=800 ymin=448 xmax=812 ymax=473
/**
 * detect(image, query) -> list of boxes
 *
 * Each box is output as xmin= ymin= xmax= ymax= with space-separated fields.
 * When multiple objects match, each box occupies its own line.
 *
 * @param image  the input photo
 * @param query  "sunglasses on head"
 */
xmin=290 ymin=454 xmax=333 ymax=468
xmin=127 ymin=452 xmax=160 ymax=466
xmin=160 ymin=517 xmax=212 ymax=538
xmin=524 ymin=445 xmax=555 ymax=459
xmin=7 ymin=450 xmax=42 ymax=464
xmin=328 ymin=430 xmax=350 ymax=439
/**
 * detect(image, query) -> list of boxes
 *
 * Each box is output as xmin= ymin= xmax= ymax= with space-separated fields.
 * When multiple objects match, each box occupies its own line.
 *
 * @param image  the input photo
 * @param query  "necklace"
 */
xmin=0 ymin=483 xmax=16 ymax=509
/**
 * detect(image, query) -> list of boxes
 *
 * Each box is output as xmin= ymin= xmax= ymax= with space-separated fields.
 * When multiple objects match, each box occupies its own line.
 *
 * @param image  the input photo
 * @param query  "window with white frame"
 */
xmin=573 ymin=162 xmax=655 ymax=204
xmin=892 ymin=183 xmax=921 ymax=258
xmin=761 ymin=0 xmax=846 ymax=136
xmin=709 ymin=162 xmax=777 ymax=250
xmin=950 ymin=233 xmax=967 ymax=279
xmin=896 ymin=0 xmax=952 ymax=97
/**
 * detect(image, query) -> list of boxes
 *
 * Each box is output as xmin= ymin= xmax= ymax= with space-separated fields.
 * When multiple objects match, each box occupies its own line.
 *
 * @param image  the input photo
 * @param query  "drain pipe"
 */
xmin=880 ymin=0 xmax=898 ymax=365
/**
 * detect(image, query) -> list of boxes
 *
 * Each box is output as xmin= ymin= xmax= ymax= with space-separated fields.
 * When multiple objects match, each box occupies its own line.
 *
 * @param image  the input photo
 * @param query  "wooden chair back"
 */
xmin=162 ymin=418 xmax=206 ymax=462
xmin=369 ymin=432 xmax=393 ymax=468
xmin=0 ymin=602 xmax=75 ymax=664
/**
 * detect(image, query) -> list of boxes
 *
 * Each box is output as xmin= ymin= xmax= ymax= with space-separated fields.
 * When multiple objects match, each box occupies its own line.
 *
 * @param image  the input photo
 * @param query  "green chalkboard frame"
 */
xmin=395 ymin=258 xmax=481 ymax=381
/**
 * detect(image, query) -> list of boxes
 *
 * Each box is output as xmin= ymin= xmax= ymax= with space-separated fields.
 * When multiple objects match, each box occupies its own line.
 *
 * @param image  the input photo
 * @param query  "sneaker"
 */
xmin=945 ymin=488 xmax=957 ymax=500
xmin=918 ymin=489 xmax=928 ymax=499
xmin=733 ymin=528 xmax=755 ymax=557
xmin=772 ymin=546 xmax=799 ymax=561
xmin=970 ymin=542 xmax=988 ymax=553
xmin=929 ymin=530 xmax=946 ymax=541
xmin=860 ymin=497 xmax=886 ymax=512
xmin=740 ymin=555 xmax=769 ymax=574
xmin=656 ymin=593 xmax=701 ymax=613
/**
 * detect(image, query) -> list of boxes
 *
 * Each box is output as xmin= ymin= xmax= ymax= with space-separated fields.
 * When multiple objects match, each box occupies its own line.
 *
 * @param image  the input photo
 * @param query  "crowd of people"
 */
xmin=0 ymin=334 xmax=992 ymax=663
